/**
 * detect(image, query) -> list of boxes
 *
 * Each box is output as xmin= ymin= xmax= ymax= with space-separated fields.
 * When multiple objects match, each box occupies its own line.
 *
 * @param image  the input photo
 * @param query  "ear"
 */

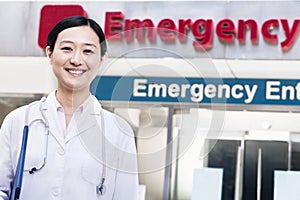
xmin=100 ymin=52 xmax=108 ymax=62
xmin=45 ymin=46 xmax=53 ymax=64
xmin=45 ymin=46 xmax=52 ymax=58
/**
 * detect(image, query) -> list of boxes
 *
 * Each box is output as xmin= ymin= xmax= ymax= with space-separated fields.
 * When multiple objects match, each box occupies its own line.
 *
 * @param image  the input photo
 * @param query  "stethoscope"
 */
xmin=23 ymin=97 xmax=107 ymax=196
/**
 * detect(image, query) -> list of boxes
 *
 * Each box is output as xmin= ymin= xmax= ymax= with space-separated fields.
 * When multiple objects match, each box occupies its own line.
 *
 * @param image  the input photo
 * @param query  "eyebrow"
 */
xmin=59 ymin=40 xmax=97 ymax=48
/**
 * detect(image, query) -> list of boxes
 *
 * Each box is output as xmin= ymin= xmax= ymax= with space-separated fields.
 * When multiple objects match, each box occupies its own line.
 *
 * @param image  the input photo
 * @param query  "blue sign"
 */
xmin=90 ymin=76 xmax=300 ymax=106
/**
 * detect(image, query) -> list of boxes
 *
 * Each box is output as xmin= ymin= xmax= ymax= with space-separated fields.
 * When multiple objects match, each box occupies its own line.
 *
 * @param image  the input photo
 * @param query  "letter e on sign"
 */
xmin=38 ymin=5 xmax=87 ymax=49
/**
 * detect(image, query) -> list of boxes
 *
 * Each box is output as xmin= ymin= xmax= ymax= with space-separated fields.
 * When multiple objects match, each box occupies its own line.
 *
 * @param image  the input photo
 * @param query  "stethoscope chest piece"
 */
xmin=97 ymin=179 xmax=106 ymax=196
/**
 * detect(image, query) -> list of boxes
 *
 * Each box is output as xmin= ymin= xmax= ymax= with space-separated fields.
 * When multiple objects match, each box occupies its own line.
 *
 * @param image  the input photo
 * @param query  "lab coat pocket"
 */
xmin=81 ymin=160 xmax=102 ymax=185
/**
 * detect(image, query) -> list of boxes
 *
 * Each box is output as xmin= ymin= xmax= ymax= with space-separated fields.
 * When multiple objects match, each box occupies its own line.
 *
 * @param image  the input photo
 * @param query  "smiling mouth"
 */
xmin=65 ymin=69 xmax=87 ymax=76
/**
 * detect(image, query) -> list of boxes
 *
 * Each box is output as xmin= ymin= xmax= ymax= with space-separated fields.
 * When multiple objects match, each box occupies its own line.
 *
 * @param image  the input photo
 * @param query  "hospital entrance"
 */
xmin=128 ymin=106 xmax=300 ymax=200
xmin=3 ymin=98 xmax=300 ymax=200
xmin=1 ymin=55 xmax=300 ymax=200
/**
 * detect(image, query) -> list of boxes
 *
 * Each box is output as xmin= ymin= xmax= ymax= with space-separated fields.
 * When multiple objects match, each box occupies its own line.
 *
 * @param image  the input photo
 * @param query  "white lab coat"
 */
xmin=0 ymin=91 xmax=139 ymax=200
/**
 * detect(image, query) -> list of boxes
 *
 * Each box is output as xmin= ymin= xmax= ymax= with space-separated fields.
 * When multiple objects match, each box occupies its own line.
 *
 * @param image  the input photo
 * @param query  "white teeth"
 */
xmin=69 ymin=70 xmax=84 ymax=75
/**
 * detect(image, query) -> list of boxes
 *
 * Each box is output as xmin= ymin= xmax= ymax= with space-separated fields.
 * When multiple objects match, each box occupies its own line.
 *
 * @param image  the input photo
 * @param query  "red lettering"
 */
xmin=157 ymin=19 xmax=177 ymax=42
xmin=192 ymin=19 xmax=213 ymax=50
xmin=124 ymin=19 xmax=155 ymax=42
xmin=103 ymin=12 xmax=300 ymax=52
xmin=216 ymin=19 xmax=236 ymax=42
xmin=237 ymin=19 xmax=258 ymax=44
xmin=178 ymin=19 xmax=193 ymax=42
xmin=280 ymin=19 xmax=300 ymax=51
xmin=261 ymin=19 xmax=279 ymax=44
xmin=39 ymin=8 xmax=300 ymax=52
xmin=105 ymin=12 xmax=124 ymax=40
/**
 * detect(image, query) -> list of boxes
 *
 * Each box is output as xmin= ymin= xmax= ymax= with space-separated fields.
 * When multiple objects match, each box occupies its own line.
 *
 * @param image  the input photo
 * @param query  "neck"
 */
xmin=55 ymin=88 xmax=89 ymax=114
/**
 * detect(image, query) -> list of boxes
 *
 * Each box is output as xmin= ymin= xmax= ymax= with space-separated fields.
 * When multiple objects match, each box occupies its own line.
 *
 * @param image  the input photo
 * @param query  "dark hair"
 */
xmin=47 ymin=16 xmax=107 ymax=57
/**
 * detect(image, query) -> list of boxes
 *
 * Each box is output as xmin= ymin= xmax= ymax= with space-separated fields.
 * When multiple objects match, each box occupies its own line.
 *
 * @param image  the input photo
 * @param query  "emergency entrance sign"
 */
xmin=91 ymin=76 xmax=300 ymax=106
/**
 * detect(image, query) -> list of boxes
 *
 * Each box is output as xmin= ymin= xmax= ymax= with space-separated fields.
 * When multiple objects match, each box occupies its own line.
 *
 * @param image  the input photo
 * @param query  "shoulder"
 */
xmin=101 ymin=109 xmax=134 ymax=136
xmin=90 ymin=96 xmax=135 ymax=140
xmin=2 ymin=104 xmax=28 ymax=125
xmin=1 ymin=99 xmax=42 ymax=128
xmin=0 ymin=101 xmax=36 ymax=134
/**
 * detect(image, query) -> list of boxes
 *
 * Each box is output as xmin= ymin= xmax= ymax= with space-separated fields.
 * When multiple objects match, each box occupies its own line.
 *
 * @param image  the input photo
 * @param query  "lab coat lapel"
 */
xmin=65 ymin=97 xmax=101 ymax=142
xmin=71 ymin=112 xmax=98 ymax=140
xmin=42 ymin=93 xmax=65 ymax=147
xmin=76 ymin=97 xmax=105 ymax=163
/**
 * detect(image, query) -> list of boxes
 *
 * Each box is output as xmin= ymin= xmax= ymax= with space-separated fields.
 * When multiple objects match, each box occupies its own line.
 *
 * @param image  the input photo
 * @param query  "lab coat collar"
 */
xmin=66 ymin=95 xmax=102 ymax=142
xmin=26 ymin=99 xmax=47 ymax=126
xmin=42 ymin=91 xmax=103 ymax=145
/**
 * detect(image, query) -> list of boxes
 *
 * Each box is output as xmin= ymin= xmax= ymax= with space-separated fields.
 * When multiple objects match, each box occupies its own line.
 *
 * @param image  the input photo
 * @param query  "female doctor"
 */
xmin=0 ymin=16 xmax=138 ymax=200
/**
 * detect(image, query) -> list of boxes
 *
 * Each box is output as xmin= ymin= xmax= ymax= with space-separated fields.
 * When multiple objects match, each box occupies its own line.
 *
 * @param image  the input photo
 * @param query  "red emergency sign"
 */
xmin=38 ymin=5 xmax=87 ymax=49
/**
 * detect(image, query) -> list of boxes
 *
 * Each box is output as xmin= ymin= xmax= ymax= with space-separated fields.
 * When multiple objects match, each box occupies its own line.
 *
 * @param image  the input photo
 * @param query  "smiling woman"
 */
xmin=0 ymin=16 xmax=139 ymax=200
xmin=46 ymin=26 xmax=103 ymax=100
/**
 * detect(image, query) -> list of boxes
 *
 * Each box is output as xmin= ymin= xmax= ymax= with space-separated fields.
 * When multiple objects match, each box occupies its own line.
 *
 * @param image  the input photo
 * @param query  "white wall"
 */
xmin=0 ymin=57 xmax=56 ymax=95
xmin=2 ymin=57 xmax=300 ymax=96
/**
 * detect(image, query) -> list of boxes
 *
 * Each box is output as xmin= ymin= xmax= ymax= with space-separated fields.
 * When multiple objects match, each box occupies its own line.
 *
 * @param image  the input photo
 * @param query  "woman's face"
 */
xmin=46 ymin=26 xmax=103 ymax=93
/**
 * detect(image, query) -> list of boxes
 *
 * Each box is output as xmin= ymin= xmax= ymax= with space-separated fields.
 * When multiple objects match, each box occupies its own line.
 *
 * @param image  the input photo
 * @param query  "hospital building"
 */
xmin=1 ymin=1 xmax=300 ymax=199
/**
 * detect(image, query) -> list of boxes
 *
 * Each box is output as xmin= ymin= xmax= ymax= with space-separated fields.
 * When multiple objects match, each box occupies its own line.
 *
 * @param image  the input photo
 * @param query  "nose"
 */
xmin=70 ymin=50 xmax=83 ymax=66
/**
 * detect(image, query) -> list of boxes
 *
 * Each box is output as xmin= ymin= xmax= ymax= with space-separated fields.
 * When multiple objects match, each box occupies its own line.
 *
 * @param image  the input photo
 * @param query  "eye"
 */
xmin=83 ymin=49 xmax=94 ymax=54
xmin=61 ymin=46 xmax=72 ymax=52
